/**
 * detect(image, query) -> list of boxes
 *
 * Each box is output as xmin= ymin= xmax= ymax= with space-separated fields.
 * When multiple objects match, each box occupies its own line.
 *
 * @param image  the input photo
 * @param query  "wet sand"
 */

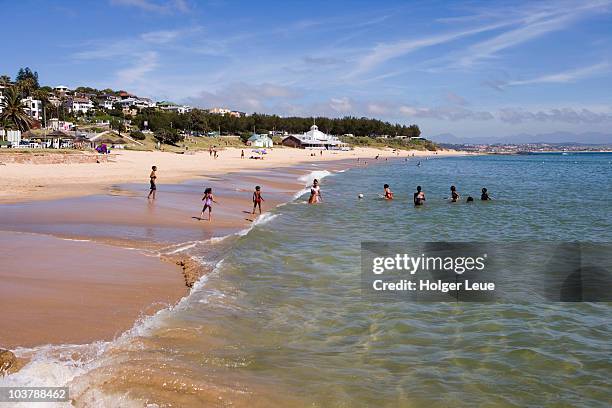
xmin=0 ymin=159 xmax=349 ymax=349
xmin=0 ymin=231 xmax=186 ymax=349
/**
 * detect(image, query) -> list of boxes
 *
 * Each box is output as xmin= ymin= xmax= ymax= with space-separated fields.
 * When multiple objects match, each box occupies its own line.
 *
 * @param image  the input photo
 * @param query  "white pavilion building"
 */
xmin=282 ymin=124 xmax=347 ymax=150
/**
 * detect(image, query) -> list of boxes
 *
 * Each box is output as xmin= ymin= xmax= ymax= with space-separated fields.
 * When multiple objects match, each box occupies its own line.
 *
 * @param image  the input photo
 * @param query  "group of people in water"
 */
xmin=146 ymin=163 xmax=492 ymax=223
xmin=375 ymin=183 xmax=491 ymax=205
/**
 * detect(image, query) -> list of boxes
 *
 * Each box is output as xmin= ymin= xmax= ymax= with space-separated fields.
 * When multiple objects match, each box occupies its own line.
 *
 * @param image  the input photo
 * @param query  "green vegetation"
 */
xmin=342 ymin=136 xmax=437 ymax=151
xmin=0 ymin=67 xmax=434 ymax=151
xmin=0 ymin=87 xmax=35 ymax=131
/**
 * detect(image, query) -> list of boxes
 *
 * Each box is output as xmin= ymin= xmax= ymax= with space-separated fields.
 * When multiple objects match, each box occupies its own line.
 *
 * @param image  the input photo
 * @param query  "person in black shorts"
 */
xmin=148 ymin=165 xmax=157 ymax=199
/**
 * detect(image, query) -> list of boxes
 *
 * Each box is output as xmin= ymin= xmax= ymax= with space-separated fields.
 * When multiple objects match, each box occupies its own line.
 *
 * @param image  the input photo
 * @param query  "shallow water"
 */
xmin=4 ymin=153 xmax=611 ymax=407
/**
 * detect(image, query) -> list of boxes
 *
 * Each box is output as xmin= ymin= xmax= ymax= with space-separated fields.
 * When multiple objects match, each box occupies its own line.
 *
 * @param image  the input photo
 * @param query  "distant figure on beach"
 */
xmin=241 ymin=150 xmax=245 ymax=159
xmin=466 ymin=196 xmax=474 ymax=203
xmin=209 ymin=147 xmax=213 ymax=157
xmin=383 ymin=184 xmax=394 ymax=200
xmin=148 ymin=166 xmax=157 ymax=199
xmin=200 ymin=188 xmax=218 ymax=221
xmin=414 ymin=185 xmax=425 ymax=206
xmin=375 ymin=155 xmax=379 ymax=160
xmin=308 ymin=179 xmax=322 ymax=204
xmin=320 ymin=150 xmax=323 ymax=156
xmin=252 ymin=186 xmax=264 ymax=214
xmin=450 ymin=185 xmax=460 ymax=202
xmin=214 ymin=150 xmax=218 ymax=159
xmin=481 ymin=188 xmax=491 ymax=200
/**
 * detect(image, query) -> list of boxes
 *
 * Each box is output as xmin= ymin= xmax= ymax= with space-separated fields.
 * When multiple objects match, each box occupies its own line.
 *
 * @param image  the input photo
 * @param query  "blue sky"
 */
xmin=2 ymin=0 xmax=612 ymax=138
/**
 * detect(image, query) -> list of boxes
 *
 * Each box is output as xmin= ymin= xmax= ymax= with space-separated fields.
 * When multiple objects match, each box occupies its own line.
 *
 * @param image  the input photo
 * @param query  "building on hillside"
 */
xmin=118 ymin=90 xmax=134 ymax=99
xmin=247 ymin=134 xmax=273 ymax=148
xmin=21 ymin=97 xmax=43 ymax=120
xmin=48 ymin=118 xmax=74 ymax=131
xmin=229 ymin=110 xmax=246 ymax=117
xmin=47 ymin=95 xmax=62 ymax=108
xmin=281 ymin=124 xmax=347 ymax=150
xmin=208 ymin=107 xmax=231 ymax=115
xmin=98 ymin=94 xmax=120 ymax=110
xmin=66 ymin=97 xmax=94 ymax=114
xmin=54 ymin=85 xmax=69 ymax=94
xmin=159 ymin=103 xmax=192 ymax=114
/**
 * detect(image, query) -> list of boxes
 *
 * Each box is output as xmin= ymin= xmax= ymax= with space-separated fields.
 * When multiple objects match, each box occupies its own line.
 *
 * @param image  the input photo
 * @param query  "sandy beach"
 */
xmin=0 ymin=147 xmax=463 ymax=350
xmin=0 ymin=147 xmax=464 ymax=203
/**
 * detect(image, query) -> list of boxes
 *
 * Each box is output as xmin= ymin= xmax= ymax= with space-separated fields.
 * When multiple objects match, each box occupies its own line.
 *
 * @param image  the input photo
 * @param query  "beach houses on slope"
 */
xmin=281 ymin=124 xmax=347 ymax=150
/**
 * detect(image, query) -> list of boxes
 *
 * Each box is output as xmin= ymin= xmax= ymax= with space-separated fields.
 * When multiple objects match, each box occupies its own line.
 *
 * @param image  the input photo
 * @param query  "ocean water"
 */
xmin=4 ymin=153 xmax=611 ymax=407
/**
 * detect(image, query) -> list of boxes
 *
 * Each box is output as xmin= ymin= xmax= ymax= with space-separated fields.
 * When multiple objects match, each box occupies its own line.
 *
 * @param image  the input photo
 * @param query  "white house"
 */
xmin=208 ymin=107 xmax=231 ymax=115
xmin=160 ymin=103 xmax=192 ymax=114
xmin=21 ymin=97 xmax=43 ymax=120
xmin=66 ymin=97 xmax=94 ymax=114
xmin=247 ymin=134 xmax=273 ymax=148
xmin=54 ymin=85 xmax=69 ymax=94
xmin=282 ymin=124 xmax=346 ymax=150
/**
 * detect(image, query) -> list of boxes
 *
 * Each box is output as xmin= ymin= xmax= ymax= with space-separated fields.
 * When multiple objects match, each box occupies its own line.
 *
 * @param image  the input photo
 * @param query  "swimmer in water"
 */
xmin=450 ymin=185 xmax=459 ymax=202
xmin=383 ymin=184 xmax=394 ymax=200
xmin=414 ymin=185 xmax=425 ymax=206
xmin=466 ymin=196 xmax=474 ymax=203
xmin=308 ymin=179 xmax=322 ymax=204
xmin=481 ymin=187 xmax=491 ymax=200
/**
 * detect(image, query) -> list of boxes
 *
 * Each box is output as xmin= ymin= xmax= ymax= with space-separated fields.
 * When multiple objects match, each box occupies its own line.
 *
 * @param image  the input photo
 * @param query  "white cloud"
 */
xmin=400 ymin=105 xmax=494 ymax=121
xmin=458 ymin=1 xmax=612 ymax=67
xmin=503 ymin=62 xmax=611 ymax=86
xmin=109 ymin=0 xmax=189 ymax=13
xmin=351 ymin=21 xmax=512 ymax=77
xmin=498 ymin=107 xmax=612 ymax=123
xmin=116 ymin=51 xmax=159 ymax=84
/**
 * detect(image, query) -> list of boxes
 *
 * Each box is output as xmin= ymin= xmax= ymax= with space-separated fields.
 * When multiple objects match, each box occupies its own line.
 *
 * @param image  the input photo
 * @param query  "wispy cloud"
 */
xmin=503 ymin=62 xmax=611 ymax=87
xmin=116 ymin=51 xmax=159 ymax=84
xmin=109 ymin=0 xmax=189 ymax=14
xmin=457 ymin=0 xmax=612 ymax=67
xmin=350 ymin=21 xmax=512 ymax=77
xmin=498 ymin=107 xmax=612 ymax=123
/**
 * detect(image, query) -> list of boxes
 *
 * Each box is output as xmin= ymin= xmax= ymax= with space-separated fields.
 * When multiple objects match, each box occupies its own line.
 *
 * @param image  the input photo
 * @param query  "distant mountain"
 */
xmin=429 ymin=132 xmax=612 ymax=145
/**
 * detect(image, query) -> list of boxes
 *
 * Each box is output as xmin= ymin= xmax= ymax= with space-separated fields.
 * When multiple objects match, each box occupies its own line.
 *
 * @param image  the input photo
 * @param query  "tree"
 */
xmin=15 ymin=67 xmax=39 ymax=86
xmin=0 ymin=75 xmax=11 ymax=86
xmin=0 ymin=87 xmax=35 ymax=131
xmin=130 ymin=130 xmax=146 ymax=140
xmin=154 ymin=128 xmax=182 ymax=145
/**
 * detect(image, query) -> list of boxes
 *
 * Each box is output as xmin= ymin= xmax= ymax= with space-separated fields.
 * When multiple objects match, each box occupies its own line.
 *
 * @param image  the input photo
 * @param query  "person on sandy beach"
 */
xmin=252 ymin=186 xmax=264 ymax=214
xmin=481 ymin=188 xmax=491 ymax=200
xmin=450 ymin=185 xmax=460 ymax=203
xmin=414 ymin=185 xmax=425 ymax=206
xmin=241 ymin=150 xmax=245 ymax=159
xmin=147 ymin=166 xmax=157 ymax=199
xmin=383 ymin=184 xmax=394 ymax=200
xmin=200 ymin=187 xmax=218 ymax=221
xmin=308 ymin=179 xmax=322 ymax=204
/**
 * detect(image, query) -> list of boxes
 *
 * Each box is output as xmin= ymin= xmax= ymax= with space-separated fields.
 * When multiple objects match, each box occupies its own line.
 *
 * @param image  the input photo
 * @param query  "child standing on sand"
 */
xmin=200 ymin=188 xmax=218 ymax=221
xmin=252 ymin=186 xmax=264 ymax=214
xmin=148 ymin=166 xmax=157 ymax=199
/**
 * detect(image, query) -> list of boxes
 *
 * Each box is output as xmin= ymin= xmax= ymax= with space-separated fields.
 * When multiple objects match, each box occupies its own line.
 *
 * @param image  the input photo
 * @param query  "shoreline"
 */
xmin=0 ymin=147 xmax=467 ymax=204
xmin=0 ymin=154 xmax=369 ymax=350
